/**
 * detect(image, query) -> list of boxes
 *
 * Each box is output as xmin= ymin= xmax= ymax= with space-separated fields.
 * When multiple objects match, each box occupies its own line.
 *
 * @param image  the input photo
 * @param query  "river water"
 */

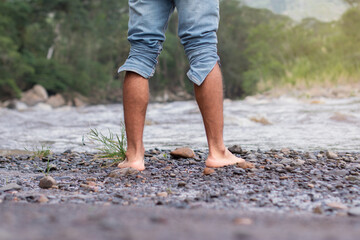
xmin=0 ymin=96 xmax=359 ymax=153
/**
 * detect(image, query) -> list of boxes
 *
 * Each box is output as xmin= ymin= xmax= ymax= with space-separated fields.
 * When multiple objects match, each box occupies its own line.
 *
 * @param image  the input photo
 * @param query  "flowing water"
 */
xmin=0 ymin=96 xmax=359 ymax=153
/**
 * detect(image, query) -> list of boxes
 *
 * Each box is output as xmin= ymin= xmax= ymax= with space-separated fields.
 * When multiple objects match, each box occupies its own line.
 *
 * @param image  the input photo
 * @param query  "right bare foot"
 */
xmin=118 ymin=159 xmax=145 ymax=171
xmin=205 ymin=148 xmax=253 ymax=168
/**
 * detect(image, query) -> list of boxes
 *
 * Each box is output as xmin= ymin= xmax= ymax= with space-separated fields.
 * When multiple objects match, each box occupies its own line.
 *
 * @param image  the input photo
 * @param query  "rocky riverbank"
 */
xmin=1 ymin=147 xmax=360 ymax=239
xmin=1 ymin=147 xmax=360 ymax=214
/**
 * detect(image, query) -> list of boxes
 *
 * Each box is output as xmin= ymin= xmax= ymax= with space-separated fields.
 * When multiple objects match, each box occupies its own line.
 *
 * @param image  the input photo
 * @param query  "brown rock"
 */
xmin=46 ymin=93 xmax=66 ymax=108
xmin=73 ymin=94 xmax=88 ymax=107
xmin=236 ymin=161 xmax=255 ymax=169
xmin=39 ymin=176 xmax=57 ymax=189
xmin=170 ymin=147 xmax=195 ymax=158
xmin=203 ymin=167 xmax=215 ymax=175
xmin=21 ymin=84 xmax=48 ymax=106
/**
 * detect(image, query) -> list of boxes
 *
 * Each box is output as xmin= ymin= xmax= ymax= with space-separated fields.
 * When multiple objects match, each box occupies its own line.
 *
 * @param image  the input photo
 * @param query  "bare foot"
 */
xmin=205 ymin=148 xmax=246 ymax=168
xmin=118 ymin=158 xmax=145 ymax=171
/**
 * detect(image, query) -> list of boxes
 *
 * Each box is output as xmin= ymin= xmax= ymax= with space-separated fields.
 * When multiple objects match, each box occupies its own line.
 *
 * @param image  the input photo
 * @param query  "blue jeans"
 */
xmin=118 ymin=0 xmax=220 ymax=85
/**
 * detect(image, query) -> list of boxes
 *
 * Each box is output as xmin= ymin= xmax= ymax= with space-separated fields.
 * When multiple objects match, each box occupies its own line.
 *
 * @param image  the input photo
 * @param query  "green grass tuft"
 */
xmin=87 ymin=126 xmax=127 ymax=163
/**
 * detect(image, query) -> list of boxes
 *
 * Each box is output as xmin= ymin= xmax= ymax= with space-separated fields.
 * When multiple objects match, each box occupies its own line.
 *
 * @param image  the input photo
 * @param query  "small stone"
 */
xmin=39 ymin=176 xmax=57 ymax=189
xmin=346 ymin=176 xmax=360 ymax=182
xmin=327 ymin=202 xmax=347 ymax=210
xmin=326 ymin=151 xmax=338 ymax=159
xmin=294 ymin=159 xmax=305 ymax=166
xmin=0 ymin=183 xmax=22 ymax=192
xmin=280 ymin=159 xmax=292 ymax=165
xmin=348 ymin=207 xmax=360 ymax=217
xmin=313 ymin=206 xmax=323 ymax=214
xmin=178 ymin=182 xmax=186 ymax=187
xmin=233 ymin=218 xmax=253 ymax=225
xmin=170 ymin=148 xmax=195 ymax=158
xmin=157 ymin=192 xmax=168 ymax=197
xmin=203 ymin=167 xmax=215 ymax=175
xmin=37 ymin=194 xmax=49 ymax=203
xmin=228 ymin=145 xmax=243 ymax=154
xmin=86 ymin=177 xmax=97 ymax=182
xmin=281 ymin=148 xmax=291 ymax=155
xmin=279 ymin=176 xmax=289 ymax=180
xmin=108 ymin=168 xmax=140 ymax=178
xmin=307 ymin=183 xmax=315 ymax=188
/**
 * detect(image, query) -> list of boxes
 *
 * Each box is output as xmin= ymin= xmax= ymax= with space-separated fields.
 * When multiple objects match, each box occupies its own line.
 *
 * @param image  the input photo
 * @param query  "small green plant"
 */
xmin=25 ymin=144 xmax=53 ymax=176
xmin=25 ymin=144 xmax=52 ymax=159
xmin=87 ymin=126 xmax=127 ymax=163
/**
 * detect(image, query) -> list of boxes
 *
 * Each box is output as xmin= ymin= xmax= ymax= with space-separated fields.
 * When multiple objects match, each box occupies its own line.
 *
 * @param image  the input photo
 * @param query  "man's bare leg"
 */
xmin=118 ymin=71 xmax=148 ymax=171
xmin=194 ymin=63 xmax=245 ymax=168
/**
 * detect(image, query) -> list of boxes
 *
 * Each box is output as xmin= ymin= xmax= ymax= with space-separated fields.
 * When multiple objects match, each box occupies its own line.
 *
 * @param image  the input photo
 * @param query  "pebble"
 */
xmin=326 ymin=151 xmax=338 ymax=159
xmin=170 ymin=148 xmax=195 ymax=158
xmin=203 ymin=167 xmax=215 ymax=175
xmin=39 ymin=176 xmax=57 ymax=189
xmin=326 ymin=202 xmax=347 ymax=210
xmin=228 ymin=145 xmax=243 ymax=154
xmin=348 ymin=207 xmax=360 ymax=217
xmin=157 ymin=192 xmax=168 ymax=197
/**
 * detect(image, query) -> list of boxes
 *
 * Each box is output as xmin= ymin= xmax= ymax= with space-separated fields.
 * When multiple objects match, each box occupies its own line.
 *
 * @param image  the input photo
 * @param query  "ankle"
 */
xmin=125 ymin=147 xmax=145 ymax=161
xmin=208 ymin=145 xmax=227 ymax=158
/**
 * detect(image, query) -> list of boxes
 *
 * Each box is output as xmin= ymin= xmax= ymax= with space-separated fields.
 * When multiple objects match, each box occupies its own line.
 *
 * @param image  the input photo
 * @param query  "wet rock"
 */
xmin=0 ymin=183 xmax=22 ymax=192
xmin=228 ymin=145 xmax=243 ymax=154
xmin=21 ymin=84 xmax=48 ymax=106
xmin=39 ymin=176 xmax=57 ymax=189
xmin=170 ymin=148 xmax=195 ymax=158
xmin=108 ymin=168 xmax=140 ymax=178
xmin=348 ymin=207 xmax=360 ymax=217
xmin=203 ymin=167 xmax=215 ymax=175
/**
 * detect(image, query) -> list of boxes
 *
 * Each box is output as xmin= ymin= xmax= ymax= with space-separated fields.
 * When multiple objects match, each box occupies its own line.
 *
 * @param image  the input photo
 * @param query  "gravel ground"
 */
xmin=1 ymin=147 xmax=360 ymax=239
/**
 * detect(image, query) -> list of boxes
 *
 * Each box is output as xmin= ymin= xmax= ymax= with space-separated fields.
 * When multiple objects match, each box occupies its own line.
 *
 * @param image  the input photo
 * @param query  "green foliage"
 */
xmin=87 ymin=127 xmax=127 ymax=163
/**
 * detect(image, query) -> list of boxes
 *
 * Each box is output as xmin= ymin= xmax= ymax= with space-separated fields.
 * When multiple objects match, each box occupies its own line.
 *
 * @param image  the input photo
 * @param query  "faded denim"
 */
xmin=118 ymin=0 xmax=220 ymax=86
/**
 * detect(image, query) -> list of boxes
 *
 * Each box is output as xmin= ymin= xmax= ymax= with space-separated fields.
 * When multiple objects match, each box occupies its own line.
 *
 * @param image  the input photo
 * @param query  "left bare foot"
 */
xmin=205 ymin=148 xmax=249 ymax=168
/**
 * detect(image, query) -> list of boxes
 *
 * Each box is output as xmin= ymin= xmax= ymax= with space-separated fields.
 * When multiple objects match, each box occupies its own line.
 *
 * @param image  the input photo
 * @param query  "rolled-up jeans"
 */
xmin=118 ymin=0 xmax=220 ymax=86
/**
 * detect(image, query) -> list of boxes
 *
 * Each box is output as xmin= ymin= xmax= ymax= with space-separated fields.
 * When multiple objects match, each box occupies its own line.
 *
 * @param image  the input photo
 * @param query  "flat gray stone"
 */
xmin=0 ymin=183 xmax=22 ymax=192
